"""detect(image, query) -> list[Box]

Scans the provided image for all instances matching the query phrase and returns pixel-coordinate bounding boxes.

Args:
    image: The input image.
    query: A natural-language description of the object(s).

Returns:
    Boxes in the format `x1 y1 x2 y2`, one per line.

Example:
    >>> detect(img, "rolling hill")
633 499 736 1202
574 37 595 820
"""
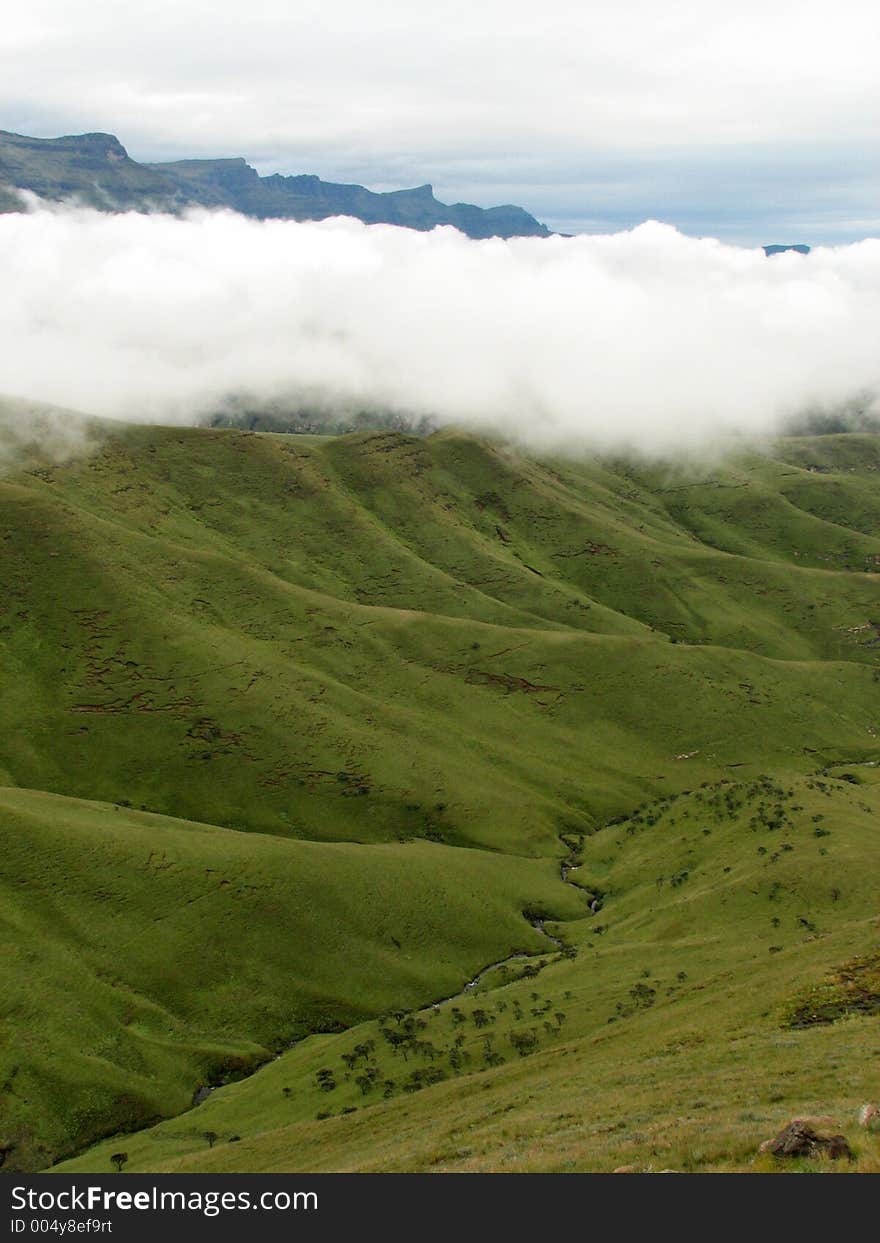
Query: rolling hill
1 409 878 1172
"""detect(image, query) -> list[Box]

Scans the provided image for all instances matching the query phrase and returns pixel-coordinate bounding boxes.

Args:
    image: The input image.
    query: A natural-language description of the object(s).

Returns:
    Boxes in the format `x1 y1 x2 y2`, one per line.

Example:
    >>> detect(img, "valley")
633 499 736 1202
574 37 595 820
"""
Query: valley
1 415 878 1172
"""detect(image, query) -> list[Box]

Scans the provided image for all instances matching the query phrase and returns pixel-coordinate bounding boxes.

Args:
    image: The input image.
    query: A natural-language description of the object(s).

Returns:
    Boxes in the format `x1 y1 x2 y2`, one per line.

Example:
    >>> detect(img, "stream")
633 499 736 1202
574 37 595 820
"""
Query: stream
65 834 600 1160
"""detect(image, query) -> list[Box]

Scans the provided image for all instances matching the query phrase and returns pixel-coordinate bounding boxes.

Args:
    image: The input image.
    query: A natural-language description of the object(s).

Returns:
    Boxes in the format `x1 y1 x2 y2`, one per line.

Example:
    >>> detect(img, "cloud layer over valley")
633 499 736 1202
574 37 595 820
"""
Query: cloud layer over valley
2 202 879 457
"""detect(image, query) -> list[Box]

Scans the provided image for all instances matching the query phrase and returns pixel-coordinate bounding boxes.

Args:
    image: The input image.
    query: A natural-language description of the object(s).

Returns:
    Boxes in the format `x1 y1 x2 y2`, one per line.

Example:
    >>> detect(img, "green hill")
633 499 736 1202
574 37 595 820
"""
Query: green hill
1 412 878 1172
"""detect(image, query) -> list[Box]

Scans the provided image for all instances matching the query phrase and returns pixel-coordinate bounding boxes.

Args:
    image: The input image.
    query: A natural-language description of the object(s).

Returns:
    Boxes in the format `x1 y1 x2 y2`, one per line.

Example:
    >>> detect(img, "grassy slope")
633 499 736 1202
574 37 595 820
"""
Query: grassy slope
1 416 879 1171
59 771 880 1174
0 786 580 1168
3 425 879 844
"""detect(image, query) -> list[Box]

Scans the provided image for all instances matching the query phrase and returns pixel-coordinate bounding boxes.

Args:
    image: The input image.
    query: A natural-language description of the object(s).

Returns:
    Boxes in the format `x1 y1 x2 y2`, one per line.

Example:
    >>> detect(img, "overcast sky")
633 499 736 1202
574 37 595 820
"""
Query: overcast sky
3 0 879 243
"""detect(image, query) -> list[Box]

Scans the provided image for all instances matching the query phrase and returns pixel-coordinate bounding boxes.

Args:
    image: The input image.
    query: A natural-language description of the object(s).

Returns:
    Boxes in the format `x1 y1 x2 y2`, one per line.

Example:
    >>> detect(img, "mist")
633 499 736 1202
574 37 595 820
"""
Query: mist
2 200 879 457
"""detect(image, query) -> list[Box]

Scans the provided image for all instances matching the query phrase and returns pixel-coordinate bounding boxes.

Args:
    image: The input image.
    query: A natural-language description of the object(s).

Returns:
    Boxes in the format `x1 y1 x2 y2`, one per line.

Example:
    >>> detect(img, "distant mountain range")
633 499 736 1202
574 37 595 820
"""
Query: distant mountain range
0 130 820 251
0 129 551 239
763 243 811 256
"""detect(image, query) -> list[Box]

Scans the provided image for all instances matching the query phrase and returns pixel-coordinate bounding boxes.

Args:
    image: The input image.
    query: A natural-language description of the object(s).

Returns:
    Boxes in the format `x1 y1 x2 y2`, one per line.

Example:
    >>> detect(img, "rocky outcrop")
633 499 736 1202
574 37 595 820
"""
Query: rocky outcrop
759 1119 853 1160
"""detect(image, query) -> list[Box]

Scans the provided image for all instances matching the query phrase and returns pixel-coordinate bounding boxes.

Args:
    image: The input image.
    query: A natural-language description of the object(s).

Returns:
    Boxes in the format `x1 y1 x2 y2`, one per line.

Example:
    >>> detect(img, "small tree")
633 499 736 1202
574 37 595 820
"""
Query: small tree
316 1068 337 1092
509 1029 538 1058
110 1152 128 1173
204 1131 218 1149
382 1029 408 1059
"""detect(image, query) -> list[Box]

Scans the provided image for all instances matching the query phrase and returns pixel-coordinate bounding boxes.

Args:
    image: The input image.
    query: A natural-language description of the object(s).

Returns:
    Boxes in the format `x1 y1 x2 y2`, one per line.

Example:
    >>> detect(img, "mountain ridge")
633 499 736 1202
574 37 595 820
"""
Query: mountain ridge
0 129 551 239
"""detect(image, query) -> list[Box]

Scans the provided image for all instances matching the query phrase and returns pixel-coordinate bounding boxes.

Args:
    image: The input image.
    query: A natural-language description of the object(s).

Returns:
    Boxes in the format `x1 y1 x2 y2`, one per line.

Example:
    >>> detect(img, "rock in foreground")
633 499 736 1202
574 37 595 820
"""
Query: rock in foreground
759 1119 853 1161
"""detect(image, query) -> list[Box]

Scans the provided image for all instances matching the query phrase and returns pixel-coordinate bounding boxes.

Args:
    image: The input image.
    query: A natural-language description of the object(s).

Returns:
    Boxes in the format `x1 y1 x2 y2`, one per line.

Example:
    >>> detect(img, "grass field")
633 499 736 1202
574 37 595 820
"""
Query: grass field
1 410 878 1172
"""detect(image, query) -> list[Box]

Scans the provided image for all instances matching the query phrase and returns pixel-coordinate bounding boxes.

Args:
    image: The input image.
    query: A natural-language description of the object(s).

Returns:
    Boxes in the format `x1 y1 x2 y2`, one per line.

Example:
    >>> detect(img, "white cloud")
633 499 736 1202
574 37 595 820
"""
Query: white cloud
2 202 878 456
7 1 879 148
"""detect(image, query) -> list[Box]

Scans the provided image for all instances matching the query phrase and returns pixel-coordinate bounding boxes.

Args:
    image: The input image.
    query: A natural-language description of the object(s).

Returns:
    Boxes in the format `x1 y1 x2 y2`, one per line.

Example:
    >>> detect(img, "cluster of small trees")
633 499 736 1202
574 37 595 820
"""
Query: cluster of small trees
309 990 570 1117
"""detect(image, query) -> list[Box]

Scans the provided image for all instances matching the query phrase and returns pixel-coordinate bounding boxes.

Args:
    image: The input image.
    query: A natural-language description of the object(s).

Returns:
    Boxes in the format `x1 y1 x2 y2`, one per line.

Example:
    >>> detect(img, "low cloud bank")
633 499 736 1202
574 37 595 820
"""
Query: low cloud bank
2 202 879 456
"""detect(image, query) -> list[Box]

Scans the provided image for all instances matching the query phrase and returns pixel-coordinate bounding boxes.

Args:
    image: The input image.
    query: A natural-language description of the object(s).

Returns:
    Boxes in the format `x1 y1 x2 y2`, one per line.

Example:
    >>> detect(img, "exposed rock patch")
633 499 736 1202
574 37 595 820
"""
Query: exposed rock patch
759 1119 853 1161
